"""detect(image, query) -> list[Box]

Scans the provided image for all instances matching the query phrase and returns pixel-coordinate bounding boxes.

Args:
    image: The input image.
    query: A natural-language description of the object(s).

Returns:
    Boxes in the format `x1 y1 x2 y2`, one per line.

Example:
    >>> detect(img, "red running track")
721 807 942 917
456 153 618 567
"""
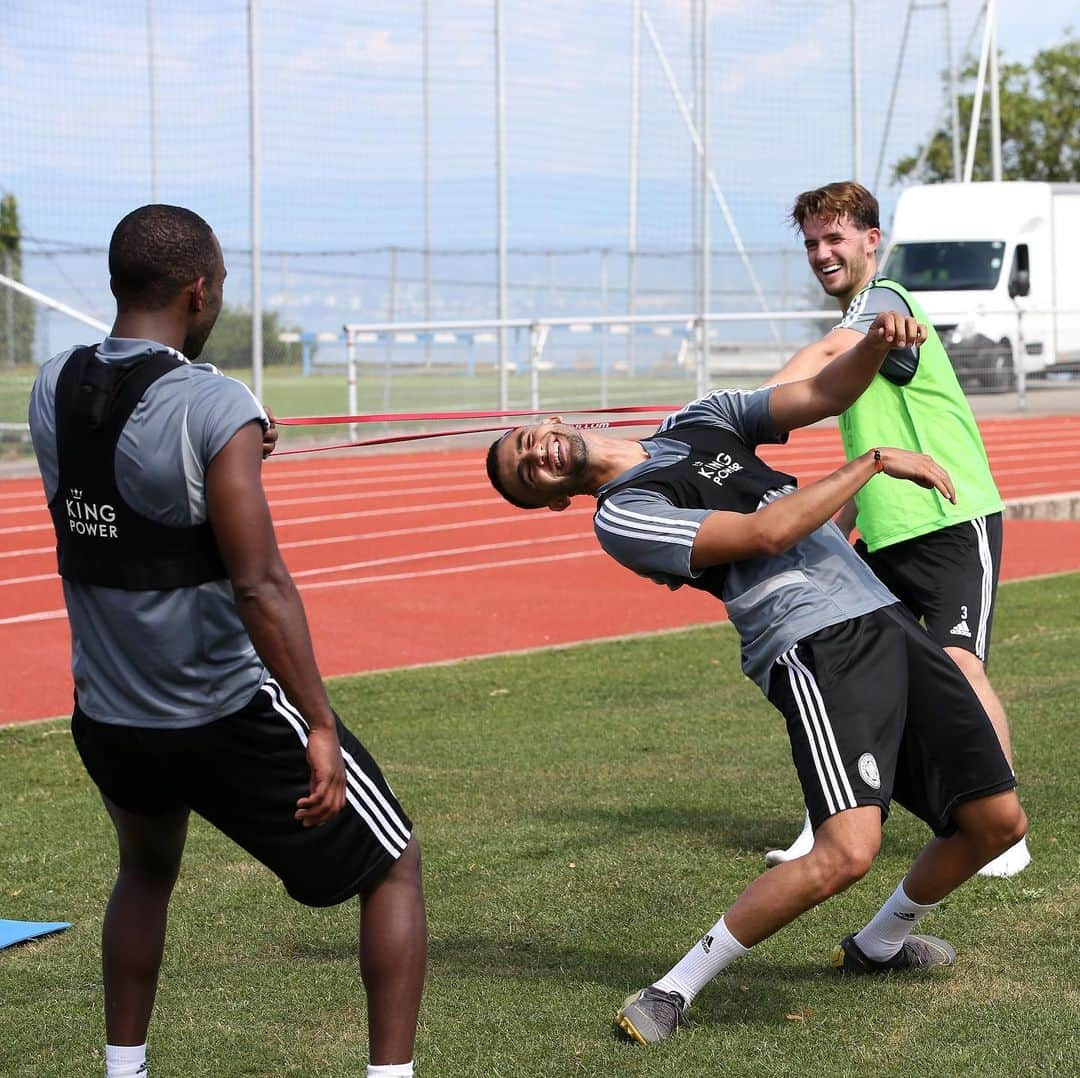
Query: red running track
3 414 1080 725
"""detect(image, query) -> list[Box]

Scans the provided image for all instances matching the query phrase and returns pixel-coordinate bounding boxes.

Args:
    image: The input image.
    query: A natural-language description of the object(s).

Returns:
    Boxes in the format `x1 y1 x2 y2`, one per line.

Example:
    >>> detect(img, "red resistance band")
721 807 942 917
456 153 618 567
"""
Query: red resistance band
275 403 678 427
271 417 665 457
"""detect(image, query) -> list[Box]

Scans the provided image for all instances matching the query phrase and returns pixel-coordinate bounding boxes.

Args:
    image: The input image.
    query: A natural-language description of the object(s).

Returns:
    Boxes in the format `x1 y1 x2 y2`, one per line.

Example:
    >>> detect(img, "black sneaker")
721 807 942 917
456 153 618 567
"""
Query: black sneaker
832 933 956 973
614 986 689 1045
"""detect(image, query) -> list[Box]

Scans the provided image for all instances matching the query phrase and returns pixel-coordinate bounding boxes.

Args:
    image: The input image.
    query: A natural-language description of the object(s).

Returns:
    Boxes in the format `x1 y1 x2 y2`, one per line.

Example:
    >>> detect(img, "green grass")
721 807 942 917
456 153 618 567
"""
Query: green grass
3 573 1079 1077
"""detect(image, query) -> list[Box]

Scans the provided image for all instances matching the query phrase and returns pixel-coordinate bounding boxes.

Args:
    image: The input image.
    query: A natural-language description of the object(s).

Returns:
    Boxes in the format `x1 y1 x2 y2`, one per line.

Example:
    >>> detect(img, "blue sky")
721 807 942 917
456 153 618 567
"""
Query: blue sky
2 0 1076 332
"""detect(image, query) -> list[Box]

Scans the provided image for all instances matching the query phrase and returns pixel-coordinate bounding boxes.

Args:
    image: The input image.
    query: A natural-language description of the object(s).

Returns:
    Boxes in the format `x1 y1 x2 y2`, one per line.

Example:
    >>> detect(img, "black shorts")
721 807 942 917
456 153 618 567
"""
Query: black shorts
71 678 412 907
766 604 1015 837
855 513 1002 664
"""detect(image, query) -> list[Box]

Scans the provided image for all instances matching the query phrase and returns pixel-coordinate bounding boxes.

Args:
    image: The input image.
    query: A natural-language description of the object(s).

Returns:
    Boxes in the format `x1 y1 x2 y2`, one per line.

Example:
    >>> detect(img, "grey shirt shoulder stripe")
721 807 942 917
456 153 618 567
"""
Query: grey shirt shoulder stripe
835 280 919 386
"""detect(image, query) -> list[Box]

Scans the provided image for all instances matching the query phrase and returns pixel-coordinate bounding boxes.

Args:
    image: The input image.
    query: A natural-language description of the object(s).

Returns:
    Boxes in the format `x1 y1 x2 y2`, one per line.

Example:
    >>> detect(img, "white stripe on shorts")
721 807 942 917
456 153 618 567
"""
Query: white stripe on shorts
970 516 993 661
260 679 408 856
778 647 857 816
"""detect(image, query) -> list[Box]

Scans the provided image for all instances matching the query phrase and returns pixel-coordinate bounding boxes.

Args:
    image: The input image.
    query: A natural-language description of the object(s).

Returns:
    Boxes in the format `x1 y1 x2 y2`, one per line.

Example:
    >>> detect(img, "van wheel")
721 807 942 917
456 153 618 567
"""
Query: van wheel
981 340 1014 392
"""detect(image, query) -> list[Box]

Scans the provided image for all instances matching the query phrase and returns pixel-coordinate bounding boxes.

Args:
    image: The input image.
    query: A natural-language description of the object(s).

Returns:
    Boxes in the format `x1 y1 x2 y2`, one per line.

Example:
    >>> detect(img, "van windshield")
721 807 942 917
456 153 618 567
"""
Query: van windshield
883 241 1006 291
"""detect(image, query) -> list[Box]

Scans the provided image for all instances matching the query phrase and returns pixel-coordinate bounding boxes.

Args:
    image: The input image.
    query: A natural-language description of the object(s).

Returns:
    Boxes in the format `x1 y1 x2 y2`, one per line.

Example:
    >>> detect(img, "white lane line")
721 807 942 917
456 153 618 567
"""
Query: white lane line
0 607 67 626
1 532 594 589
0 496 506 536
296 547 601 591
0 546 602 624
272 497 502 529
290 533 592 579
0 571 56 586
265 480 483 509
279 510 592 552
0 506 594 561
0 544 55 560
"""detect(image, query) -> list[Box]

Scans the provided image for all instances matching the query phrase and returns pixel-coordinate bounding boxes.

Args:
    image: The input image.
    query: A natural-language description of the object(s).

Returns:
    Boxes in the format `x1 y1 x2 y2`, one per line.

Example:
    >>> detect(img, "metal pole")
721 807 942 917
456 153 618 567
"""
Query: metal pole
3 250 13 368
599 248 609 407
698 0 710 398
779 248 788 350
850 0 860 183
248 0 263 400
874 1 915 192
495 0 509 408
382 247 398 411
628 0 641 376
146 0 159 201
345 329 358 441
945 0 962 181
963 4 993 183
422 0 433 367
528 323 549 412
1015 307 1026 412
641 11 781 345
690 0 699 314
0 270 109 332
988 0 1002 181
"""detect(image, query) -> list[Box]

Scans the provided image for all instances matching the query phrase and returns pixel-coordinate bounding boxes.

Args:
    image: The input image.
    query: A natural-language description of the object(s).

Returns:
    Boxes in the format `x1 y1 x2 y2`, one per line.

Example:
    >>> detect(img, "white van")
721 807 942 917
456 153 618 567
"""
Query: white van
881 181 1080 388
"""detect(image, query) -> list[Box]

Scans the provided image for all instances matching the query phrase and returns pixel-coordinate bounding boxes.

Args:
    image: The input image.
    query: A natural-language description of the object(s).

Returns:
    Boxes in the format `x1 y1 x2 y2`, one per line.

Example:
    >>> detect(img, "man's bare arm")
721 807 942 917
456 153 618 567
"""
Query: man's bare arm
761 327 860 386
690 447 953 570
767 312 926 435
206 420 345 827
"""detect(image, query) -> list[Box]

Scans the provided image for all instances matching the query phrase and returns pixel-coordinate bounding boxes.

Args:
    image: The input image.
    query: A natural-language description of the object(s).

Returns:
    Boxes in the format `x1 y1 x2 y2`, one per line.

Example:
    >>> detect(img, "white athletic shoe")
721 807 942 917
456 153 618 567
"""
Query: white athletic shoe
977 836 1032 878
765 811 815 867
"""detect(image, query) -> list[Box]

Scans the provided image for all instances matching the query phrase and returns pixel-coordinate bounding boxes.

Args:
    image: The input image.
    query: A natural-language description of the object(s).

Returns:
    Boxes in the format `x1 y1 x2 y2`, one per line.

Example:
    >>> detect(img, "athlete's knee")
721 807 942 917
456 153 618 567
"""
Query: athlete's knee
115 834 185 887
956 792 1027 857
988 800 1027 854
804 833 879 899
382 837 423 889
944 646 988 684
115 851 183 894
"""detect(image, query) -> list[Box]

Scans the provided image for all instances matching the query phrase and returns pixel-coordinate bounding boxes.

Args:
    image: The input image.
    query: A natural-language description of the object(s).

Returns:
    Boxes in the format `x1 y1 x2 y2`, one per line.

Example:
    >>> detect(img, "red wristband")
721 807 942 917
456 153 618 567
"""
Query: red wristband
873 448 885 473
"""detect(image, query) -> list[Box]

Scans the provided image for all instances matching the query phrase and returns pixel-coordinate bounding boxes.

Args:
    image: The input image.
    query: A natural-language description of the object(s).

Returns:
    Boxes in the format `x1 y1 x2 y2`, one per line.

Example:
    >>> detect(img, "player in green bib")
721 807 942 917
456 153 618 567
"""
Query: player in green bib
765 181 1029 878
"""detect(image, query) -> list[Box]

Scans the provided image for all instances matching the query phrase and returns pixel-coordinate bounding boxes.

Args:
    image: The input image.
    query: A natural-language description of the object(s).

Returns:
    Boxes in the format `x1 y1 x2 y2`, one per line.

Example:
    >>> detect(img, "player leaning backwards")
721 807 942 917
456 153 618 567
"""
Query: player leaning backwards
763 181 1029 878
485 310 1027 1046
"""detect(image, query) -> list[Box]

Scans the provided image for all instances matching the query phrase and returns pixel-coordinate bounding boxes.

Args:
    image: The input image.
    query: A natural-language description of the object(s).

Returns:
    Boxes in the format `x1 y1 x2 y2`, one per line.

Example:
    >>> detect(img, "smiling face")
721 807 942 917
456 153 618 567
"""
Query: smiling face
491 420 590 509
801 213 880 310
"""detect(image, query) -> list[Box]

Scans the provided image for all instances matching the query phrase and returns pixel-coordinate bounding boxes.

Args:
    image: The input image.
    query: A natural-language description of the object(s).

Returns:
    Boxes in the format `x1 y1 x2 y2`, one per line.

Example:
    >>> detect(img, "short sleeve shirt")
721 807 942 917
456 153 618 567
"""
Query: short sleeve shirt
593 389 897 690
28 338 269 727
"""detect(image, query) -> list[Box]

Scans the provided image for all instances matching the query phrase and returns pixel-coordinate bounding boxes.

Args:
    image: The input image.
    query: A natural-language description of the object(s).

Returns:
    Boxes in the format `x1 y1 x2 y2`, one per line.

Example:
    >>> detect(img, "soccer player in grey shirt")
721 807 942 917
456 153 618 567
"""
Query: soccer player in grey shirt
29 205 425 1078
485 311 1027 1046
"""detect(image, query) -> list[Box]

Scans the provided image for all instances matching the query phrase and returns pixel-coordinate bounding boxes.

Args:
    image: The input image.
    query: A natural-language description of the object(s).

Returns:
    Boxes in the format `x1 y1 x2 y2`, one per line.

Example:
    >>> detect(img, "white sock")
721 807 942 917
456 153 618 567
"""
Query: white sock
786 810 815 856
367 1063 414 1077
652 915 750 1006
853 880 939 961
105 1043 147 1077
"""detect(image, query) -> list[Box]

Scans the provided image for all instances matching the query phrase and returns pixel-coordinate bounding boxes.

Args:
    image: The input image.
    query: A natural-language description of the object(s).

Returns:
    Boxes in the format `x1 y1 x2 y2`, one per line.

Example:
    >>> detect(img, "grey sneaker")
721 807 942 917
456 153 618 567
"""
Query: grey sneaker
614 986 688 1045
832 933 956 974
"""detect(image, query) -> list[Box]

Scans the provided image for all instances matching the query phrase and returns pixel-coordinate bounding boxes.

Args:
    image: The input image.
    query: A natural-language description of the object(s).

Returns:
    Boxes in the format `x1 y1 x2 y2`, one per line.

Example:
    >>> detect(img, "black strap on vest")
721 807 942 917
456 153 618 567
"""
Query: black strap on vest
48 345 228 590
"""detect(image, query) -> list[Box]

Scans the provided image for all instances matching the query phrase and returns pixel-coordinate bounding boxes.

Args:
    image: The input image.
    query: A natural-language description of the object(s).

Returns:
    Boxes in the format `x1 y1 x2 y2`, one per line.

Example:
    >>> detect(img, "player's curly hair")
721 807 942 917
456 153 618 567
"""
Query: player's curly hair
486 433 542 510
790 181 879 234
109 204 218 309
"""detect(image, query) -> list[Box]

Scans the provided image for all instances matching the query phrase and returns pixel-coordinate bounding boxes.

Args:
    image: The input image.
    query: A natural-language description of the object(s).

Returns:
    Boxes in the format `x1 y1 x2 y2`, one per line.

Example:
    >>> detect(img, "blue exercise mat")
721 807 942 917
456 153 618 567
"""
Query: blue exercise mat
0 919 72 950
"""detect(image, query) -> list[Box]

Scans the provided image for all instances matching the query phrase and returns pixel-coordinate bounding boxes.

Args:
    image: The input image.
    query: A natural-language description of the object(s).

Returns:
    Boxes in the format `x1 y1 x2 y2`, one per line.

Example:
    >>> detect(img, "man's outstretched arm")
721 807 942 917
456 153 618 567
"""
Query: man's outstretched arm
689 447 953 570
762 326 861 386
206 420 346 828
766 311 925 434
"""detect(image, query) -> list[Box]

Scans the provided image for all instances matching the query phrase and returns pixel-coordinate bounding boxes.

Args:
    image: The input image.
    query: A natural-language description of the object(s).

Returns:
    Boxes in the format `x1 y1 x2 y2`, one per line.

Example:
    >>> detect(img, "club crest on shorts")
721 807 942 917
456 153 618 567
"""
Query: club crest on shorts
858 752 881 790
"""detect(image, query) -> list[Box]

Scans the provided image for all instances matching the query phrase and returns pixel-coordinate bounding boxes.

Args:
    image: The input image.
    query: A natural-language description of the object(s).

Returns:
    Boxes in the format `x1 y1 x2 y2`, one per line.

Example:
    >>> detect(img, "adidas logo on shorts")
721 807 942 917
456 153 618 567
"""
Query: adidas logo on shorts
950 618 972 638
